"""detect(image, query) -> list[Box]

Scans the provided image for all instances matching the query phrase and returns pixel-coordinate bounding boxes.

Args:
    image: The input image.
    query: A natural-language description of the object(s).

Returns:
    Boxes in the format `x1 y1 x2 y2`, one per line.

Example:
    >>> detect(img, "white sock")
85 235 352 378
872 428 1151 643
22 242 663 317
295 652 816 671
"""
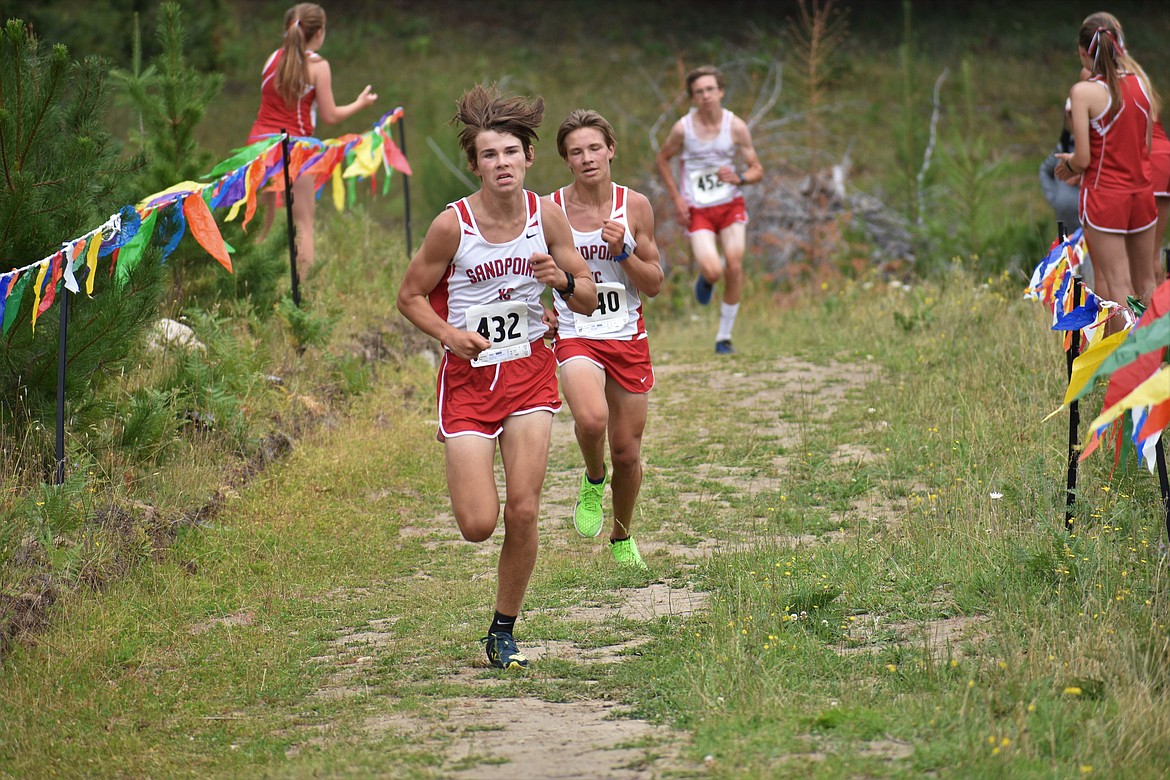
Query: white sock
716 302 739 342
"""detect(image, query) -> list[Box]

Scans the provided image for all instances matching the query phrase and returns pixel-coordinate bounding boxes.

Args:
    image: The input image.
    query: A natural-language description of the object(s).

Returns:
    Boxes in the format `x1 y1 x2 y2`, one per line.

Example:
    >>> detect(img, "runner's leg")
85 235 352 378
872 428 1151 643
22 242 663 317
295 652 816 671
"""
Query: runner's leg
560 358 609 481
444 434 501 542
496 410 553 615
719 222 746 305
605 382 648 540
691 231 722 284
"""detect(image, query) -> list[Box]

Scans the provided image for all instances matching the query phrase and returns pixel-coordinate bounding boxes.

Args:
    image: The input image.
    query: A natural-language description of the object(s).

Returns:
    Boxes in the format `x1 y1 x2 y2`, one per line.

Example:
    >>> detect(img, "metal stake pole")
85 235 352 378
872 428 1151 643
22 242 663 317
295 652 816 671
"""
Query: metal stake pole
54 286 69 485
397 116 413 258
281 131 301 307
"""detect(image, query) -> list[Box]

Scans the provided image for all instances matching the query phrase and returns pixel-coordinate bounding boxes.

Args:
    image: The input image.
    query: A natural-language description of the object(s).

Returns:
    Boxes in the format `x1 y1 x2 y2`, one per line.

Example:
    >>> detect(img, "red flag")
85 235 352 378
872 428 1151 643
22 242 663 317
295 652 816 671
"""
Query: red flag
1100 280 1170 412
382 135 412 175
37 251 64 315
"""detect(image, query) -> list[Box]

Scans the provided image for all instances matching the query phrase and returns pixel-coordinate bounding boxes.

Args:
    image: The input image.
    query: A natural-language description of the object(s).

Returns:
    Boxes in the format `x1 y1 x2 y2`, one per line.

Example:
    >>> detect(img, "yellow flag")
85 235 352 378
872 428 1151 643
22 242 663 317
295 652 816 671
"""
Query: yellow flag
136 181 204 210
85 232 101 295
29 259 48 333
343 135 380 179
1085 367 1170 434
1063 328 1129 404
332 164 344 212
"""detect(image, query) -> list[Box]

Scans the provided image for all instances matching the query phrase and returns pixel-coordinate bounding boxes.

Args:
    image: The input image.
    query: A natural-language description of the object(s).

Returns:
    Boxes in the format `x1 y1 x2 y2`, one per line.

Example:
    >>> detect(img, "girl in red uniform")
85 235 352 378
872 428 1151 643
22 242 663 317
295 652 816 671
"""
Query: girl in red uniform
247 3 378 274
1056 12 1157 319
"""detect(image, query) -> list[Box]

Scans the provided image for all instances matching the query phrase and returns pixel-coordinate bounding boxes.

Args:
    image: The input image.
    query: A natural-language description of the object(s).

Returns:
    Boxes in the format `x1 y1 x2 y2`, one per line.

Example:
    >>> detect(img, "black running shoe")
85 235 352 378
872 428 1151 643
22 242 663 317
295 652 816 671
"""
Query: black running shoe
481 632 529 669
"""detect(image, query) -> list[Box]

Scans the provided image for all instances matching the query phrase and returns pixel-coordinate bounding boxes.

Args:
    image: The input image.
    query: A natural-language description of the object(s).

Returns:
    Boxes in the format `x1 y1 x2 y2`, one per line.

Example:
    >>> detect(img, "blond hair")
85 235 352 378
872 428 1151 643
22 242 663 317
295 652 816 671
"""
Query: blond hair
274 3 325 105
1079 12 1160 120
555 109 616 159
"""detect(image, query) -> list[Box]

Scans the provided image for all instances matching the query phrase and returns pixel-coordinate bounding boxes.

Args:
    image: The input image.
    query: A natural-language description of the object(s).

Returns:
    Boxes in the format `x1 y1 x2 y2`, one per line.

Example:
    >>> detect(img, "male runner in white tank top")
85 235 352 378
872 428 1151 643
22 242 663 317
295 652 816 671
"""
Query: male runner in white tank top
547 110 663 569
656 65 764 354
397 85 596 671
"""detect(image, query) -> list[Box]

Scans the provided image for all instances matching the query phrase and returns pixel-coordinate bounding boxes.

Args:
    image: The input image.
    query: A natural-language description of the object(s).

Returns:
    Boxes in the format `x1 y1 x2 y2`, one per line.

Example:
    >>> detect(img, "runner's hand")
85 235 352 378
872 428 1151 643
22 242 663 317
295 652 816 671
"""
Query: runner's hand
444 329 490 361
673 196 690 228
542 306 558 338
530 251 565 288
601 219 625 257
717 166 739 184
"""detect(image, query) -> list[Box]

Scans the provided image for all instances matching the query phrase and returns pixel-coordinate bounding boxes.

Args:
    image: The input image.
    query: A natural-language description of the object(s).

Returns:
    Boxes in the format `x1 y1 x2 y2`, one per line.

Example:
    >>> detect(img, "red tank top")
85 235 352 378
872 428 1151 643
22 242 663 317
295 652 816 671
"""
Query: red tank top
1084 73 1152 192
248 49 317 140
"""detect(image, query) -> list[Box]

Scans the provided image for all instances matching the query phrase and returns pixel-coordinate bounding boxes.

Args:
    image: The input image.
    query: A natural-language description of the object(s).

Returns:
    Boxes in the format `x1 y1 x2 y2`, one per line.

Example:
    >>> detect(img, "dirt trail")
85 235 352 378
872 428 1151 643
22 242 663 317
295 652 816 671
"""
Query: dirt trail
291 355 884 777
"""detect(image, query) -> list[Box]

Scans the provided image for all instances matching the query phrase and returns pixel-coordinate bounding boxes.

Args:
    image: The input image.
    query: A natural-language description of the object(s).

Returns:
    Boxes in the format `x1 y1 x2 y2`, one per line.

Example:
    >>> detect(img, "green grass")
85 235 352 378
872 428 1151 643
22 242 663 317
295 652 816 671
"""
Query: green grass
7 262 1167 777
3 1 1170 777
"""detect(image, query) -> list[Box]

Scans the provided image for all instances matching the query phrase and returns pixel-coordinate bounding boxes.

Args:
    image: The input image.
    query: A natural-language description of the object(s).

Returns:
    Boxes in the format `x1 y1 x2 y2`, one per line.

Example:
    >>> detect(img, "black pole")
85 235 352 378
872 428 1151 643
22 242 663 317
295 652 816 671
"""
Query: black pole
1062 221 1081 532
397 116 413 258
281 131 301 307
54 285 69 485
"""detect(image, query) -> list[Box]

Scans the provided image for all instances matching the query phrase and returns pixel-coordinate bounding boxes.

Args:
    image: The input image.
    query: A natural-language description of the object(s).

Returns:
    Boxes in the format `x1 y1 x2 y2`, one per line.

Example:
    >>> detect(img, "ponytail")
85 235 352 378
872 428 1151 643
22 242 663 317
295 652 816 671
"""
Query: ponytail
1077 12 1160 122
1086 26 1124 118
273 4 325 106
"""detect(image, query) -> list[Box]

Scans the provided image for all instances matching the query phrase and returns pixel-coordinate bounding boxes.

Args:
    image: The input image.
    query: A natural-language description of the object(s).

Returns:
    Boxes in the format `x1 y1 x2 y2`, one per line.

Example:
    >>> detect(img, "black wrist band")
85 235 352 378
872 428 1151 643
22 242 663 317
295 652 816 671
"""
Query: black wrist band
557 270 575 300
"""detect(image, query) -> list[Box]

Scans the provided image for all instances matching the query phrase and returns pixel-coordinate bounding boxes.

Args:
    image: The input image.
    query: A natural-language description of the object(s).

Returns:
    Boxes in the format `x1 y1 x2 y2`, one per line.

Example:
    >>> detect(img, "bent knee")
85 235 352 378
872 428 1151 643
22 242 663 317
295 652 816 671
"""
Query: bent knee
575 414 608 441
611 447 643 473
454 510 499 542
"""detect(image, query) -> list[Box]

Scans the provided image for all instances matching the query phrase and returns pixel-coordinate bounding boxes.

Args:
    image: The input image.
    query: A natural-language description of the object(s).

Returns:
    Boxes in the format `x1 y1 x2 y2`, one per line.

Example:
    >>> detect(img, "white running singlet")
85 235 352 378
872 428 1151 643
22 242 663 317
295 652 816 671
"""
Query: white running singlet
551 184 646 341
430 190 551 346
679 108 741 209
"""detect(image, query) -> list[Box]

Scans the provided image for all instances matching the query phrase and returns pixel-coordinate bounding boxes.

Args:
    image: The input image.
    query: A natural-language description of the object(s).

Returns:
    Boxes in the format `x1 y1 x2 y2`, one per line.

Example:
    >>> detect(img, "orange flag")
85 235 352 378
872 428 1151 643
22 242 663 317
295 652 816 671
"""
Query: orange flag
184 193 233 273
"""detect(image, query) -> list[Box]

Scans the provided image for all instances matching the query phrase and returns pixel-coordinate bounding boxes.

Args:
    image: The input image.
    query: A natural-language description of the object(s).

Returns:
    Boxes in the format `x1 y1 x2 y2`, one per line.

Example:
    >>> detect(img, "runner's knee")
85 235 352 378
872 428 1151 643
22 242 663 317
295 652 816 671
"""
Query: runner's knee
610 439 642 473
454 508 499 542
574 411 608 442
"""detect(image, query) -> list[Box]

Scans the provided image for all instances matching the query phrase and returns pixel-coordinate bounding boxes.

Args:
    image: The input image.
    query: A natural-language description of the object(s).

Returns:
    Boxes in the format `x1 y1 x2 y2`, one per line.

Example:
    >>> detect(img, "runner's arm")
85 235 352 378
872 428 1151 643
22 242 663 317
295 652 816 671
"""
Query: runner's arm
540 206 597 316
310 58 377 125
612 191 662 298
723 116 763 185
396 210 490 359
655 120 691 226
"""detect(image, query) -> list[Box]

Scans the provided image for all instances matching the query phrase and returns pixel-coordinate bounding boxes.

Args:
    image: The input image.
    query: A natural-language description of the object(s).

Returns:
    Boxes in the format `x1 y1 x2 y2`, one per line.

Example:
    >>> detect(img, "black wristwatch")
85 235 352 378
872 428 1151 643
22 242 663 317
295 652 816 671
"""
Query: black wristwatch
557 270 575 300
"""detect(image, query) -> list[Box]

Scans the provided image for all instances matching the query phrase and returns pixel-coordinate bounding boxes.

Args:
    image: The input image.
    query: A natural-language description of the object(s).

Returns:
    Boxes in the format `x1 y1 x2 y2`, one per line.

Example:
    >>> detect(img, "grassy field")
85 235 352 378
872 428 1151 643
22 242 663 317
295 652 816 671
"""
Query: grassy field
2 244 1167 777
3 0 1170 777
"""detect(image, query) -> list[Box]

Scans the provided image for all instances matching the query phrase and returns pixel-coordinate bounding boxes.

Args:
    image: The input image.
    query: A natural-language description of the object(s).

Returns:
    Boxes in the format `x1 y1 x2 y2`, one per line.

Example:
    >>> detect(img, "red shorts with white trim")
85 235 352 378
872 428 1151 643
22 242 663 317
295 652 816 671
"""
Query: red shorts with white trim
1080 185 1157 234
437 340 561 439
553 336 655 394
687 197 748 235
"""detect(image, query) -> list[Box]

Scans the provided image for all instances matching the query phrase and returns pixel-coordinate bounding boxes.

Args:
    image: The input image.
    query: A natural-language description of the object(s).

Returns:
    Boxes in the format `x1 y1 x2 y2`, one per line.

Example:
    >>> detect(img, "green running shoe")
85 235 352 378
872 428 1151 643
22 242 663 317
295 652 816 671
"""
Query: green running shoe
610 537 648 569
481 632 529 669
574 469 607 538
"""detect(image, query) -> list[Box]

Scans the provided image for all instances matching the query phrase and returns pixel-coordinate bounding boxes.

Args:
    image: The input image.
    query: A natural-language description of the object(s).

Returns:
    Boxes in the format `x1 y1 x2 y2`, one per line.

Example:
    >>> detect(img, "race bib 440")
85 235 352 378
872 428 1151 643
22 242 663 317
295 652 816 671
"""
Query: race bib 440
572 282 629 336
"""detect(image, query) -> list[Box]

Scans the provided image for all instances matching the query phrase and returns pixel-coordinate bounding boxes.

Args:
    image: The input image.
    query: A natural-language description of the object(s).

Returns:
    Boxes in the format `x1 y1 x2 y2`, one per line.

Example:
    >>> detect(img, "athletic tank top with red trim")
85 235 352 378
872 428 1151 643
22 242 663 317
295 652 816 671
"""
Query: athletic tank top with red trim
1084 73 1153 192
430 191 550 340
550 184 646 341
679 108 741 208
248 49 318 140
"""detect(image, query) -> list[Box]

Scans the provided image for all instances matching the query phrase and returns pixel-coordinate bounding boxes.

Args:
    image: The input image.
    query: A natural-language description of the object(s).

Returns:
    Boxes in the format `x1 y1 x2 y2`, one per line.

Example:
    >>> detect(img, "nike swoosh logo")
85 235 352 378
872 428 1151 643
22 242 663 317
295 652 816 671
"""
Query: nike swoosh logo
525 231 539 239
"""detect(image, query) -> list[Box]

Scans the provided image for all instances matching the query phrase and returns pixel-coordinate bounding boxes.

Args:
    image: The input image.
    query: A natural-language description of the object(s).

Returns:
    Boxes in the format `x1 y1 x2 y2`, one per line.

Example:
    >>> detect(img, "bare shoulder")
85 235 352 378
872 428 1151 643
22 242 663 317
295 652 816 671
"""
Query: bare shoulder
729 112 754 139
417 206 461 258
624 188 655 219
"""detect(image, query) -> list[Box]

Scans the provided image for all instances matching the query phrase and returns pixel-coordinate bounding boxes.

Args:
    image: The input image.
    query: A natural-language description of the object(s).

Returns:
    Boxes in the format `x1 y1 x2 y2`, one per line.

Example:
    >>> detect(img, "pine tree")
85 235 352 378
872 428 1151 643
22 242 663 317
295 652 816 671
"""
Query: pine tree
119 3 224 198
0 19 164 473
119 2 285 312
